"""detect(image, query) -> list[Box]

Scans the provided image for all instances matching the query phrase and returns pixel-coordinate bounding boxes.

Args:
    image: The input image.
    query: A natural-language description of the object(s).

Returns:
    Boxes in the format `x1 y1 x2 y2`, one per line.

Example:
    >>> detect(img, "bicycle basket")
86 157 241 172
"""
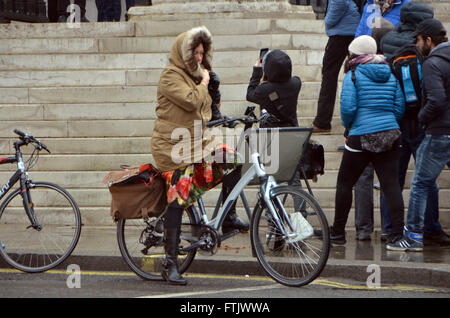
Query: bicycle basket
238 127 313 184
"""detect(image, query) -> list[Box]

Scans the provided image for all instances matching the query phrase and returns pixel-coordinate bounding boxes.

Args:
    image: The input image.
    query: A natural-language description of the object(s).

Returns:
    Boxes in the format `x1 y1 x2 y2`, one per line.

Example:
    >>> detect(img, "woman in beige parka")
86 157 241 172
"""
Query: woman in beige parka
151 26 248 285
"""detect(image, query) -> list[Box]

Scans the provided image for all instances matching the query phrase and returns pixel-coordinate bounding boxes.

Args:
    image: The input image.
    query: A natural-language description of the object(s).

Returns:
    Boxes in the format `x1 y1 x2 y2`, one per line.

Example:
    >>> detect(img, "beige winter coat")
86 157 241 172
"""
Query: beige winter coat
151 26 216 172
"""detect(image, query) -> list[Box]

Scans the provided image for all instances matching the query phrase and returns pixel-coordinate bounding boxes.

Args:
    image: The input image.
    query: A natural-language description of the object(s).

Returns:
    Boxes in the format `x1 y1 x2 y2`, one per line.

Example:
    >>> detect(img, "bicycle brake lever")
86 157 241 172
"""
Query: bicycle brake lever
224 121 238 129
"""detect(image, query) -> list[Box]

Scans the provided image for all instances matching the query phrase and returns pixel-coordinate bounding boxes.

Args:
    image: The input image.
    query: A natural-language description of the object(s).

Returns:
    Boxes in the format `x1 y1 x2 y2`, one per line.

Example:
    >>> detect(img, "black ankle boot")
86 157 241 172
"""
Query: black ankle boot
161 228 187 285
222 209 249 234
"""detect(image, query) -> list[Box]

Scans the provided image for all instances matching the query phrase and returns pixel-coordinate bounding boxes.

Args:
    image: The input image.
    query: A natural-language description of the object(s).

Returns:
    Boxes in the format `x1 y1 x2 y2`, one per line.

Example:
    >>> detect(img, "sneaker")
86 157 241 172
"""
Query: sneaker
331 230 346 245
356 232 371 241
403 226 424 244
310 123 331 134
380 232 390 242
424 231 450 246
315 226 346 245
386 235 423 252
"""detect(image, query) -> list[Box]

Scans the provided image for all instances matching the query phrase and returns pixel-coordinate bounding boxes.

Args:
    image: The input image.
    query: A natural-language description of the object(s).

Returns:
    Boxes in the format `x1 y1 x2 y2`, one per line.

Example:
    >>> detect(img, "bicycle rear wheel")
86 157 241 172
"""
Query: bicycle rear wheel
251 185 330 287
0 182 81 273
117 206 198 280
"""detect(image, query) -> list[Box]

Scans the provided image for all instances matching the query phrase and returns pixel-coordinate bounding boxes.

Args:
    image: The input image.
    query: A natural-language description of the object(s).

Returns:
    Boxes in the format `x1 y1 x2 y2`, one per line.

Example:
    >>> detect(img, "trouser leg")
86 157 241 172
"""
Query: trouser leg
313 35 353 130
354 164 374 236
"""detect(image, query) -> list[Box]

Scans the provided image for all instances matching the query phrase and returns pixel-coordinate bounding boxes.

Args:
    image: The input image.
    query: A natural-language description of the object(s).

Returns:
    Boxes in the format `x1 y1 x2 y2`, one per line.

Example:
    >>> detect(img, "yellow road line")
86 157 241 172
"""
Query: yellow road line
0 268 438 293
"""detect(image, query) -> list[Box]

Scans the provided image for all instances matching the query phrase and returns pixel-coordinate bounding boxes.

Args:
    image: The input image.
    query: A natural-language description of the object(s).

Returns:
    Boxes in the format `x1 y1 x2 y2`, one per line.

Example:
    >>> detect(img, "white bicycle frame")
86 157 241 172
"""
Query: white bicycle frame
198 128 295 239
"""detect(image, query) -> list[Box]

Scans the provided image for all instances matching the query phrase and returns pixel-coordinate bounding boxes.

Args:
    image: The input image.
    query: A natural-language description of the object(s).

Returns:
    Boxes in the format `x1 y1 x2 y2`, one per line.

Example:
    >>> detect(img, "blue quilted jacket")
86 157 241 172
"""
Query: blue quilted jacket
340 63 405 136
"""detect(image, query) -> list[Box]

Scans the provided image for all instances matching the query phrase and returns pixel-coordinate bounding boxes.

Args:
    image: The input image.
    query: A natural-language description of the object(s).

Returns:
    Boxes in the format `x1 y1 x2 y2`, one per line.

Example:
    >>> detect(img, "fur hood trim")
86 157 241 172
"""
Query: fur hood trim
169 26 213 79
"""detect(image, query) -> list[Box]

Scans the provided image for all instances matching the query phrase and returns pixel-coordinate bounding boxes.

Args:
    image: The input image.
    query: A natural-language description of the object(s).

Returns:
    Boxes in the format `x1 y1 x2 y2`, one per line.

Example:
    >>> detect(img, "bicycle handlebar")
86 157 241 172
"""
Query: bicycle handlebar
206 114 261 128
206 109 275 129
13 129 51 154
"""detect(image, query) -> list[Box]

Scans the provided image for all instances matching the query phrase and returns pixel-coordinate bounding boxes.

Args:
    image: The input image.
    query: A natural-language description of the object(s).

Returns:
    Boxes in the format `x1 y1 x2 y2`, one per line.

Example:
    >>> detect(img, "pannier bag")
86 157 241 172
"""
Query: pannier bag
102 163 167 221
299 141 325 181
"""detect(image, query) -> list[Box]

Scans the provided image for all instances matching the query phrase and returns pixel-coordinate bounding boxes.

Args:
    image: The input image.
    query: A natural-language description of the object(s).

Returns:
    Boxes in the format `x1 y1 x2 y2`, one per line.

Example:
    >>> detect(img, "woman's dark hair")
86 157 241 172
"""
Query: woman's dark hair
189 30 212 71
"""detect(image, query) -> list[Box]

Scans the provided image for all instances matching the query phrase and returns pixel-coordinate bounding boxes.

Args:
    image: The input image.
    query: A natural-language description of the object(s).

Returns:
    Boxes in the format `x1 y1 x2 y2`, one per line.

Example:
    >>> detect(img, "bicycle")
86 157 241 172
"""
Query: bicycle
117 109 330 287
0 129 82 273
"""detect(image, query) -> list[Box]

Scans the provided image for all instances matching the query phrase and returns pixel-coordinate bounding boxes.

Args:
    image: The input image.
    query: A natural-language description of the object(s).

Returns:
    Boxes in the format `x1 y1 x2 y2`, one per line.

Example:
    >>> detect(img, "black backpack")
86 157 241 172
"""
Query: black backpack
390 44 424 119
352 0 367 15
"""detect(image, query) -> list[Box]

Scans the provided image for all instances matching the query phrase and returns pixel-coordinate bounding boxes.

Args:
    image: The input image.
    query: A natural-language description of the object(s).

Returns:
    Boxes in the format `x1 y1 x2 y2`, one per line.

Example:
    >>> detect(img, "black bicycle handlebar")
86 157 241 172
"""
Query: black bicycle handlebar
13 129 26 138
13 129 51 153
206 115 260 128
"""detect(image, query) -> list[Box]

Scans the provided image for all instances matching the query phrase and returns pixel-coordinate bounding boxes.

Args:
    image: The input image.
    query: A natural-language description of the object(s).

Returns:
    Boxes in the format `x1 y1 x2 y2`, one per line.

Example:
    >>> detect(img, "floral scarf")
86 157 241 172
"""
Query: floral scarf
161 144 240 208
373 0 397 16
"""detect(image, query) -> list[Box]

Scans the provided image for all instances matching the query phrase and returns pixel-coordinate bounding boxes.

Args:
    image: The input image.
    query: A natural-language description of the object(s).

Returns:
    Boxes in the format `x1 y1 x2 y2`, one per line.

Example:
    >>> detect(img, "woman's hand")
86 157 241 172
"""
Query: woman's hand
200 68 210 86
254 57 262 67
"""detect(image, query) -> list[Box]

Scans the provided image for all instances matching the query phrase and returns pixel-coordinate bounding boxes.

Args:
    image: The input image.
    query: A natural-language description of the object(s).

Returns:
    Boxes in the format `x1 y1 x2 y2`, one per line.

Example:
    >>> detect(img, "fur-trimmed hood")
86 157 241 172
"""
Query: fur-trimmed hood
169 26 213 79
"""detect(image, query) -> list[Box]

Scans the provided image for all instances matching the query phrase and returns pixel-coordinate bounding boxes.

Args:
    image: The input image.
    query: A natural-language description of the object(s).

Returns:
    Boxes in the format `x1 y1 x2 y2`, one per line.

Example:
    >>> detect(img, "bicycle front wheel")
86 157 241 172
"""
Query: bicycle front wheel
251 185 330 287
0 182 81 273
117 206 198 280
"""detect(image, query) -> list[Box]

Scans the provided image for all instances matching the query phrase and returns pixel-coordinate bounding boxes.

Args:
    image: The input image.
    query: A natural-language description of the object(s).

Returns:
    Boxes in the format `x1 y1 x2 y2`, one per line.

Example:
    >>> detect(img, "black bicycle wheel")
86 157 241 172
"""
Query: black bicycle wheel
117 206 198 280
0 182 81 273
250 185 330 287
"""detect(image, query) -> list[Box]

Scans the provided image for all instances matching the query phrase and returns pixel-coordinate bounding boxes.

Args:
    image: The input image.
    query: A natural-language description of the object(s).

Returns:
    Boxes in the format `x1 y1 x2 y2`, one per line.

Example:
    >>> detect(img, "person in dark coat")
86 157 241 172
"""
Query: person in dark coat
381 1 434 61
246 49 301 128
311 0 360 133
389 19 450 251
378 3 448 245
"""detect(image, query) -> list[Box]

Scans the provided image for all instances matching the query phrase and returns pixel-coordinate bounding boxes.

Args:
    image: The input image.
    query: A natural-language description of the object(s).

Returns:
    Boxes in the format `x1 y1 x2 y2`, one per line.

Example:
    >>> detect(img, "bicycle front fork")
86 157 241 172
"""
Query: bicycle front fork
20 177 41 231
261 176 295 238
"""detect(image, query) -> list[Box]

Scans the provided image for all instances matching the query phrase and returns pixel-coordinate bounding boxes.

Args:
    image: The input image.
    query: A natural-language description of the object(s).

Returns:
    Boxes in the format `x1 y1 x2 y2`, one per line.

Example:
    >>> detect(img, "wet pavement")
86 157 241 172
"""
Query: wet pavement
74 226 450 287
1 225 449 288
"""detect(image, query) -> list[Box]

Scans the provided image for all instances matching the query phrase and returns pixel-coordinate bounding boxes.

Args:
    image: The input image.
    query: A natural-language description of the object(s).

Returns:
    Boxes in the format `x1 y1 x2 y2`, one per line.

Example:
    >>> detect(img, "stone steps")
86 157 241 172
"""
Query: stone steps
0 50 324 71
0 64 335 86
0 33 330 54
1 168 448 189
0 0 449 227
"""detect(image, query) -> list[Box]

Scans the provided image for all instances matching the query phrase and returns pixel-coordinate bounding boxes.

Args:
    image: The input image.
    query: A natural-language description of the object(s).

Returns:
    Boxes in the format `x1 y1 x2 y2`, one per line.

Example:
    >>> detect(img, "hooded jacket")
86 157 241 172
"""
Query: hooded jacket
381 1 434 61
151 26 214 171
246 50 301 127
340 63 405 136
355 0 411 38
419 42 450 135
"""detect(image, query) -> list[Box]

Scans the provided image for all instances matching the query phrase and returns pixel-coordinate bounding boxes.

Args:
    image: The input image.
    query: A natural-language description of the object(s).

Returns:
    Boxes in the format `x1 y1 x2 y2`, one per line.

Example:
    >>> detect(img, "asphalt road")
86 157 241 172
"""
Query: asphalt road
0 268 448 302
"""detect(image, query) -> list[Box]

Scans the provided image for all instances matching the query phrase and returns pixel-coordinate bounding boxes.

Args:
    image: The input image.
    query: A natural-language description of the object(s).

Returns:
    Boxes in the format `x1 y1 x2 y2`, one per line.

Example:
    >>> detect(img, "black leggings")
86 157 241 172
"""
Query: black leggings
333 147 404 236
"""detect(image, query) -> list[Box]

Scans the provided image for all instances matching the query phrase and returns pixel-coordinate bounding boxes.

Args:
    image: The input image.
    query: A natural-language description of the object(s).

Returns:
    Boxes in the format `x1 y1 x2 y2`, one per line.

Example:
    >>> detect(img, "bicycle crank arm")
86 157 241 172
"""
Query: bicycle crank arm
180 239 209 252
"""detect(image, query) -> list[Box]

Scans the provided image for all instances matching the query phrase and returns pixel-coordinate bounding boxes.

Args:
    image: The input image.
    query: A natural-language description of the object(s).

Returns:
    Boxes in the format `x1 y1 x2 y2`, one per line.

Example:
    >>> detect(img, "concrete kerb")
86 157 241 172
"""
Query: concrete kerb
24 254 449 289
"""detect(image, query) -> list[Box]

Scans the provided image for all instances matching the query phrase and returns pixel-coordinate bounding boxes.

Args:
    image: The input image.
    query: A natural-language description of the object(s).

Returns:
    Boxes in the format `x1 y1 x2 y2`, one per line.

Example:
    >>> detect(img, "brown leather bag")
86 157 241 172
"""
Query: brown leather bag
102 164 167 221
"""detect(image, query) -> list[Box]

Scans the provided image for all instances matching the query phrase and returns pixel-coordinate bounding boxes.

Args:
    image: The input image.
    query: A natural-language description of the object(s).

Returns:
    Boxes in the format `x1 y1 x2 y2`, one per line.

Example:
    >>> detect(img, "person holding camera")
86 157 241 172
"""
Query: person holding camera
246 49 301 128
246 49 304 210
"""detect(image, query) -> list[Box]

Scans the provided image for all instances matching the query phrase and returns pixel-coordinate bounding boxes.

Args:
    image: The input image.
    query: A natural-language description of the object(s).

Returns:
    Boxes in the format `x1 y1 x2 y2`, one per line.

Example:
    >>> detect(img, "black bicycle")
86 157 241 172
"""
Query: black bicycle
0 129 81 273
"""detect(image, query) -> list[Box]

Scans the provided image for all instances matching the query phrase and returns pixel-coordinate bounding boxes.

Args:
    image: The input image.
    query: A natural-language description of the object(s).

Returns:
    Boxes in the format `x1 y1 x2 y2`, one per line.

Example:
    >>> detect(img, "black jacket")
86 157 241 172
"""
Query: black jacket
381 2 434 61
246 50 301 127
419 42 450 135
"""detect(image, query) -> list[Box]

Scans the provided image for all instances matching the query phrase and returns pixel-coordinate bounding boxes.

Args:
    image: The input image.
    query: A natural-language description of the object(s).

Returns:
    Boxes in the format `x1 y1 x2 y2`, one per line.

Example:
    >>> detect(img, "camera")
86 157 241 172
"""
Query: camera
259 48 269 60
